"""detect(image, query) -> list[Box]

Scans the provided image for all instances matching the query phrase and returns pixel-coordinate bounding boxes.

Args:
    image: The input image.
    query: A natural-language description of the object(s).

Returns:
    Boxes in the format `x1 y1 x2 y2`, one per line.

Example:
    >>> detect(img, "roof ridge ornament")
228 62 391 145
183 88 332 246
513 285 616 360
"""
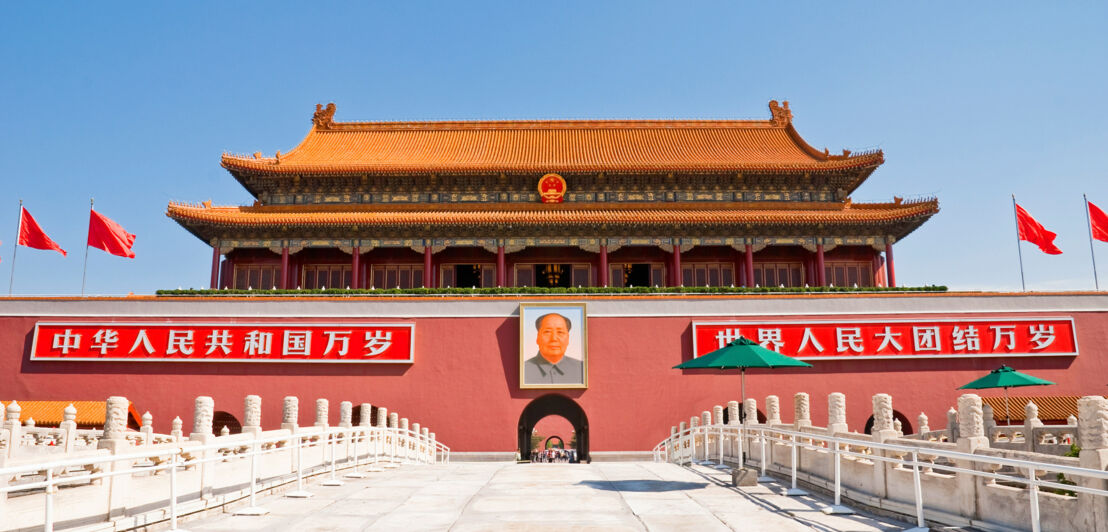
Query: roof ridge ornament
313 102 337 129
768 100 792 126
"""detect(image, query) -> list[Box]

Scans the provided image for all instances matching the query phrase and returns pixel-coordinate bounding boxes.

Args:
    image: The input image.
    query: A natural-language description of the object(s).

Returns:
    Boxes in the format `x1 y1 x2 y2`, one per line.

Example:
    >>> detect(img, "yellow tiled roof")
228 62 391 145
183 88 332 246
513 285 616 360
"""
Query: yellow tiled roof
981 396 1099 423
220 101 883 176
1 400 141 426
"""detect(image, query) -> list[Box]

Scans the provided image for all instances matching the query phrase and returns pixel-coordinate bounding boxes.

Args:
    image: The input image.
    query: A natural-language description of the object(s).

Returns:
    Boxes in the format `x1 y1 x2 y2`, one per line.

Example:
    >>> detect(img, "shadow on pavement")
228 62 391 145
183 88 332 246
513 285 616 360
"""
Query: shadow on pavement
577 479 708 492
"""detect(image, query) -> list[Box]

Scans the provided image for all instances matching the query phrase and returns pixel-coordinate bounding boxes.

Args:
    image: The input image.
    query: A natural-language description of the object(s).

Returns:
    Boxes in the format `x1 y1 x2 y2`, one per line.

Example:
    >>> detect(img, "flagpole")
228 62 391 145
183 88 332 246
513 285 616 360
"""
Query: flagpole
1012 195 1026 291
81 198 92 296
1086 194 1100 291
8 200 21 296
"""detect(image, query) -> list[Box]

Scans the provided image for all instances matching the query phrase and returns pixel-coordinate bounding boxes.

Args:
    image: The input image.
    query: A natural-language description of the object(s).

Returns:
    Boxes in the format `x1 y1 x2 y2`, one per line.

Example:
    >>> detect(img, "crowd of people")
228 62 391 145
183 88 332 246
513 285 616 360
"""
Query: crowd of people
531 447 577 463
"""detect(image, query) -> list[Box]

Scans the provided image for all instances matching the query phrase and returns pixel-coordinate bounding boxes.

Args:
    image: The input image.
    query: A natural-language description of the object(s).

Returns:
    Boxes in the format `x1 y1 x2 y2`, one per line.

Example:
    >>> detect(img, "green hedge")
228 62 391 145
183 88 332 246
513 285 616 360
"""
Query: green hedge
156 285 947 297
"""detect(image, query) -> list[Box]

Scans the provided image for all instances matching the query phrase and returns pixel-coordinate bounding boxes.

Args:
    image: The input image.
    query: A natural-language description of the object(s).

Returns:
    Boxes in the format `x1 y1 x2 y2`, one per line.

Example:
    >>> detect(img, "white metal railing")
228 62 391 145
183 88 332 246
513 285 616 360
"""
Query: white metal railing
0 425 449 532
654 423 1108 532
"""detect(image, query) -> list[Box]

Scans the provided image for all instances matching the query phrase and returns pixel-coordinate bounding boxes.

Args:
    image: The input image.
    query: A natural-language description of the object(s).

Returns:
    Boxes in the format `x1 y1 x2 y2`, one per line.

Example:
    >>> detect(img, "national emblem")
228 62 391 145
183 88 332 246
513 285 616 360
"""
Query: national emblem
538 173 566 204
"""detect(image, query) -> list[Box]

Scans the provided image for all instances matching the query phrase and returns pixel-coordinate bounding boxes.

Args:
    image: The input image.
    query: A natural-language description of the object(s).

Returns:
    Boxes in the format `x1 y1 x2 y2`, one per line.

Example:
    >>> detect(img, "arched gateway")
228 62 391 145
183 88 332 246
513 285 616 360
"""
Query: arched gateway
518 394 588 462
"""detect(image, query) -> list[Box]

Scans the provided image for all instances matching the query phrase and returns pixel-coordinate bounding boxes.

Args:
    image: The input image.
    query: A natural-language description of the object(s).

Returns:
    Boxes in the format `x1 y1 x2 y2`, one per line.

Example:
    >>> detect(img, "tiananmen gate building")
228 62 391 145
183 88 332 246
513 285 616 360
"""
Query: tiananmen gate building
4 101 1106 461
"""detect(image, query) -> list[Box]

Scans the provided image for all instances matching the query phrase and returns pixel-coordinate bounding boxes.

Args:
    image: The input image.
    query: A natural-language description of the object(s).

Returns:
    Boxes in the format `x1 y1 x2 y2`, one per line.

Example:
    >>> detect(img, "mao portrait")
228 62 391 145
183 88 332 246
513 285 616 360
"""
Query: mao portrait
519 303 587 389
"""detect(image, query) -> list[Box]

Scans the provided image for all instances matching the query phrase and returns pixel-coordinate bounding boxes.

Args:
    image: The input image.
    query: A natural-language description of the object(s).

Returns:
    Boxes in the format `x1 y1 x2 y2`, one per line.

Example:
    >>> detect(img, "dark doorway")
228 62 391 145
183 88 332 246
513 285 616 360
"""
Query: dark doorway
517 394 589 462
624 264 652 287
454 265 483 288
863 410 914 435
212 411 242 434
534 264 572 288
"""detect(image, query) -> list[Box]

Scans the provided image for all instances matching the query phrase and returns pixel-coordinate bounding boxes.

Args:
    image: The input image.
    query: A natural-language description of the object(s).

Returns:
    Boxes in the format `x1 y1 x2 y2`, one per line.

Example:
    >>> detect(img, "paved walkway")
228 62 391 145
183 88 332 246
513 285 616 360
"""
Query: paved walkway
186 462 911 531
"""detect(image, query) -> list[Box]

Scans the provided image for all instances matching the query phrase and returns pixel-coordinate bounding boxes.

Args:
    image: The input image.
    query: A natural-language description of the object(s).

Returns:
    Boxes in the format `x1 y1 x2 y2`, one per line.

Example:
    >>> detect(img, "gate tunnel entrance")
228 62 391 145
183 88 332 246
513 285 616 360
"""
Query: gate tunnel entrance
517 394 588 462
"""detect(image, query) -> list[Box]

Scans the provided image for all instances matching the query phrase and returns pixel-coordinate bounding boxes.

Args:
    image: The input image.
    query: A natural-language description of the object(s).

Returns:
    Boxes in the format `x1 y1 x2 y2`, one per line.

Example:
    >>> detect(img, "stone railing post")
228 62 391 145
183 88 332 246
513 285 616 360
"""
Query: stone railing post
339 401 353 428
189 396 217 500
388 412 398 429
713 405 724 427
359 404 372 427
243 395 262 435
100 396 132 518
140 412 154 446
828 393 848 434
3 401 21 458
946 407 959 441
100 396 131 450
190 396 214 442
171 417 183 442
744 399 758 425
794 393 811 429
982 403 996 437
1077 396 1108 531
867 393 898 501
60 404 78 454
315 399 329 428
917 413 930 436
766 396 781 425
871 394 897 442
1024 401 1042 452
701 410 711 428
282 396 299 433
727 401 740 426
954 393 987 520
420 427 429 459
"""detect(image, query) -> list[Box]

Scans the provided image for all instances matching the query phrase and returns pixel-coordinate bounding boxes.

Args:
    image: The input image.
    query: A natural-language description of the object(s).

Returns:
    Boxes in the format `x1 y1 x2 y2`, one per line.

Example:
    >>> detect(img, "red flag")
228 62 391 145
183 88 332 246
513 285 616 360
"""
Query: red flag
1014 204 1062 255
87 209 136 258
18 207 67 256
1089 201 1108 243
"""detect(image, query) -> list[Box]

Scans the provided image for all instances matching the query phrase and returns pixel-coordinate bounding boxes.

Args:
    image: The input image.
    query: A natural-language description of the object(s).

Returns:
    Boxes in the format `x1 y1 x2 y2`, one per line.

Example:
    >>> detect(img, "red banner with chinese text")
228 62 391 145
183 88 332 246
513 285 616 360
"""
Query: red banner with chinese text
692 318 1076 360
31 322 414 363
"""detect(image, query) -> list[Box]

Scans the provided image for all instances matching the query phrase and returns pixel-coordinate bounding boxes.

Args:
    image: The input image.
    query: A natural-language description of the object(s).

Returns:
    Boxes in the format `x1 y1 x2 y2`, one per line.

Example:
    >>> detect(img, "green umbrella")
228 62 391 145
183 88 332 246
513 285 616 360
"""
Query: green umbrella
958 365 1055 425
674 336 812 420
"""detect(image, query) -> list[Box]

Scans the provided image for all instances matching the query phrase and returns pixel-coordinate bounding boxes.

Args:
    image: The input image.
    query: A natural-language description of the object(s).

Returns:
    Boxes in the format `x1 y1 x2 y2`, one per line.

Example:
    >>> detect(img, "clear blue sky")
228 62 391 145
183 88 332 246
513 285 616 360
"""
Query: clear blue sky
2 3 1106 295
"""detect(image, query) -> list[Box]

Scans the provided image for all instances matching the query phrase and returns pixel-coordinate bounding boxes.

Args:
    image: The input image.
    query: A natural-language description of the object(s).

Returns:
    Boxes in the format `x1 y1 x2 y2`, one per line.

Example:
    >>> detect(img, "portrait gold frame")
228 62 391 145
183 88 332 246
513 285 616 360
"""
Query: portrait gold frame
519 303 588 389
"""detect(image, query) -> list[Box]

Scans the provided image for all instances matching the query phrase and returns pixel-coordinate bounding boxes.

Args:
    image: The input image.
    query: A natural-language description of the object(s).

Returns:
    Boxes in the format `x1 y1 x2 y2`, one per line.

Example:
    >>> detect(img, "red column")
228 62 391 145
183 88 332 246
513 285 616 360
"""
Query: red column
671 244 682 286
220 259 232 289
209 246 220 289
351 246 361 289
423 246 433 288
886 242 896 288
280 246 290 289
496 245 506 287
816 244 826 286
598 244 608 287
744 244 755 288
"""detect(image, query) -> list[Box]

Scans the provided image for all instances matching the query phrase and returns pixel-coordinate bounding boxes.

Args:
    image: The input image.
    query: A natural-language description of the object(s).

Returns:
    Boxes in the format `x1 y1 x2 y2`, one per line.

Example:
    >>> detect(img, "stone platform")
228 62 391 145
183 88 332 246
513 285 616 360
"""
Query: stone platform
185 462 911 531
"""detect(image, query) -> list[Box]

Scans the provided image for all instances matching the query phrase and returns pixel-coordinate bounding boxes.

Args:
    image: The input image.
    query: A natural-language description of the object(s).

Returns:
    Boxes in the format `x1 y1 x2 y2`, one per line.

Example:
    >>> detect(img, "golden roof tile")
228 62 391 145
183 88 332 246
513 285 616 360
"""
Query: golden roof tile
1 400 141 426
220 101 883 177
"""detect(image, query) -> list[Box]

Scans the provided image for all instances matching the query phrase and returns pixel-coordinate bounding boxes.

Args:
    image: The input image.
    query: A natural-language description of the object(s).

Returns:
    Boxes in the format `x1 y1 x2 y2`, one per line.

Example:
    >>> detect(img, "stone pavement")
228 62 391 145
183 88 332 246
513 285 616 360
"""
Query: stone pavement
185 462 912 531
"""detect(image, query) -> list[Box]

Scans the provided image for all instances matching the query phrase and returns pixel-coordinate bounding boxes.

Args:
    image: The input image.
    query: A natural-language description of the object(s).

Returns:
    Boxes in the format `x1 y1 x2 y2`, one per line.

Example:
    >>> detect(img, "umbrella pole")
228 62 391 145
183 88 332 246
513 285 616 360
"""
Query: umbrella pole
740 369 746 420
1004 387 1011 426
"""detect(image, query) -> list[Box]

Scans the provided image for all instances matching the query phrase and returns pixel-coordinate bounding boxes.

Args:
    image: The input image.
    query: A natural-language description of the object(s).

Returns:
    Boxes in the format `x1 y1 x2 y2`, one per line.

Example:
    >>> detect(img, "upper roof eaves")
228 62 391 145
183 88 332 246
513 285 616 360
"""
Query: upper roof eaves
220 100 884 177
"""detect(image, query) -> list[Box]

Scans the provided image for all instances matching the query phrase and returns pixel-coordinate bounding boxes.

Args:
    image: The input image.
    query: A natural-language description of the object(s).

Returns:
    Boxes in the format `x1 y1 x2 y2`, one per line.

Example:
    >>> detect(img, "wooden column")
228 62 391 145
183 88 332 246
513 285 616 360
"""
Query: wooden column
351 246 361 289
496 245 506 287
671 244 682 287
209 246 220 289
816 243 826 286
886 242 896 288
423 246 433 288
598 244 609 287
280 246 290 289
744 244 755 288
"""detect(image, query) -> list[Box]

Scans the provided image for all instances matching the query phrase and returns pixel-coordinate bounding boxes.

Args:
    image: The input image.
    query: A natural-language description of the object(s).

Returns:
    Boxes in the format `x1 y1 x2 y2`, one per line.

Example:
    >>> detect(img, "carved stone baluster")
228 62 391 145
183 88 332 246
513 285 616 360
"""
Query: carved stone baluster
828 393 848 434
243 395 262 435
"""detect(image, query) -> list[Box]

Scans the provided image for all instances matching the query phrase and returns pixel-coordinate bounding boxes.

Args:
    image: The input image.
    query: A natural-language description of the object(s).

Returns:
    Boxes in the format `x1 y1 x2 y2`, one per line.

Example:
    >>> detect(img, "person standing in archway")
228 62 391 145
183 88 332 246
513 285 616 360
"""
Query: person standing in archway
524 313 583 385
